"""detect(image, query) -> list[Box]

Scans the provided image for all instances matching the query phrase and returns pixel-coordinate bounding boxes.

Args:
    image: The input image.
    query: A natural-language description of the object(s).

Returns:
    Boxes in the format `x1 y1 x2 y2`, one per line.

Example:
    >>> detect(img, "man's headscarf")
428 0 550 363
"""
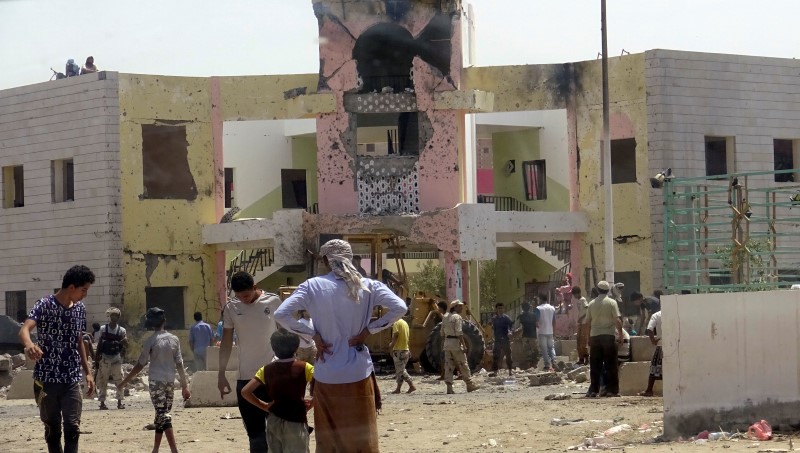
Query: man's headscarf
320 239 370 302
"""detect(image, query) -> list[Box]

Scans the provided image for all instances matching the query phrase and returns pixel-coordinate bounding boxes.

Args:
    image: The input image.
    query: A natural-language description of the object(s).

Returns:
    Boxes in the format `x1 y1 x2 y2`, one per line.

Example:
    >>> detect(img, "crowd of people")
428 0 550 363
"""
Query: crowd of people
18 245 667 453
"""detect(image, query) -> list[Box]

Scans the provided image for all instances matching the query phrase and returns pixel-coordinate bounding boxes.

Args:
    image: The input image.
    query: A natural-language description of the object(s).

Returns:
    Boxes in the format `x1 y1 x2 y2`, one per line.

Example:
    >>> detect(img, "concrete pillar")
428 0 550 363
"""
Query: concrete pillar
467 260 480 317
444 252 462 302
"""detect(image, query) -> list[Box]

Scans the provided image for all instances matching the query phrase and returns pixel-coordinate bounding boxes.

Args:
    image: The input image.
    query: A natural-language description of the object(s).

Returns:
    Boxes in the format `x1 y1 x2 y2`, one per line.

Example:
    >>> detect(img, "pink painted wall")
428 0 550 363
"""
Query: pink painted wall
476 169 494 194
316 112 358 214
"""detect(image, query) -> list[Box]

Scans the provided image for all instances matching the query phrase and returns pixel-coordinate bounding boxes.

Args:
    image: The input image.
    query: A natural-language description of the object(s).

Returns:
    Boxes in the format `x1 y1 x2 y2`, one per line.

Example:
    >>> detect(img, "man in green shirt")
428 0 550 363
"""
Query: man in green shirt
585 281 624 398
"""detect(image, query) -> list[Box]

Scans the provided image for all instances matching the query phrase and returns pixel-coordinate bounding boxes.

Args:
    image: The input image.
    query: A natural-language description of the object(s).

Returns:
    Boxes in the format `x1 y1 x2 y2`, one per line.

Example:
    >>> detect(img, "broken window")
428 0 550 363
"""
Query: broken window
610 138 637 184
51 159 74 202
705 136 730 177
773 139 796 182
2 165 24 208
356 113 419 156
145 286 185 329
5 290 26 322
141 124 197 200
224 167 234 208
522 160 547 201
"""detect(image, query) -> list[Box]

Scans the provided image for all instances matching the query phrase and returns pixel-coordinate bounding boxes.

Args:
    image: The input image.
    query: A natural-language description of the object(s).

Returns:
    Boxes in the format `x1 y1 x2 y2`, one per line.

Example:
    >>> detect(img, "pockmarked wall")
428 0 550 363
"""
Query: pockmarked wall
118 74 220 329
662 291 800 437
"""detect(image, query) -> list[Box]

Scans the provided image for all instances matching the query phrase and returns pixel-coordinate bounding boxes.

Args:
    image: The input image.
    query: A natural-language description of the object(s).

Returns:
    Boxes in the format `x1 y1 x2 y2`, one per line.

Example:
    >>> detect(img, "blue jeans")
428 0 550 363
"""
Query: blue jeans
34 380 82 453
537 334 556 368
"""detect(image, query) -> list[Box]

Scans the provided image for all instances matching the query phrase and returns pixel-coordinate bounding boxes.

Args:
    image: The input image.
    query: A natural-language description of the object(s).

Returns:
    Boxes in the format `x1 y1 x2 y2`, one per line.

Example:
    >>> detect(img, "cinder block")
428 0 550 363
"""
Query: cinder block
7 370 34 399
0 356 11 372
528 372 563 386
556 340 577 357
618 361 662 396
188 371 238 407
630 336 657 362
206 346 239 372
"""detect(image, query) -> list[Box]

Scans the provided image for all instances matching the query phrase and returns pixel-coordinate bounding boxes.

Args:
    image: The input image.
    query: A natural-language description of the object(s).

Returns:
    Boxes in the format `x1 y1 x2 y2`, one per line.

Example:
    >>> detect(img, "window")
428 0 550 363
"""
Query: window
141 124 197 200
774 139 796 183
281 169 308 209
224 167 234 208
356 113 419 156
51 159 74 202
610 138 637 184
5 291 26 322
2 165 24 208
522 160 547 200
705 136 729 177
145 287 186 329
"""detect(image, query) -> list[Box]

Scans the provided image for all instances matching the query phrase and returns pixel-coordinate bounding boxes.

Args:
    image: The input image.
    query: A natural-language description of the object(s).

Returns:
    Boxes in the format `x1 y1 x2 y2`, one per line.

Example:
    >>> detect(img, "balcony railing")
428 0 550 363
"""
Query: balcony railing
477 194 533 212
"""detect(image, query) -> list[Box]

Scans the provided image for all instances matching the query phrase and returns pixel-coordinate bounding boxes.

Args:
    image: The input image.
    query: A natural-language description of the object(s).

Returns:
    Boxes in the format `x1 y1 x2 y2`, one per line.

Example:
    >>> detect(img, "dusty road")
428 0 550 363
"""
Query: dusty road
0 371 792 452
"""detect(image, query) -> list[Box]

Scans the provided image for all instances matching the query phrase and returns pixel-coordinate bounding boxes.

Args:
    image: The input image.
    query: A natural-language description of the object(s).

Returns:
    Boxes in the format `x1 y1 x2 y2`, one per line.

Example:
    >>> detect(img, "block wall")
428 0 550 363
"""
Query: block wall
0 73 122 324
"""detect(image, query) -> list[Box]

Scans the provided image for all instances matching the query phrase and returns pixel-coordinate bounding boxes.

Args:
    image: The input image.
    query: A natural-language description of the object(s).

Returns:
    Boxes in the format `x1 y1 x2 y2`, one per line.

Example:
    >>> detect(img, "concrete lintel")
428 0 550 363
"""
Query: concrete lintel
286 93 337 118
202 210 304 254
457 203 496 260
495 211 587 243
434 90 495 112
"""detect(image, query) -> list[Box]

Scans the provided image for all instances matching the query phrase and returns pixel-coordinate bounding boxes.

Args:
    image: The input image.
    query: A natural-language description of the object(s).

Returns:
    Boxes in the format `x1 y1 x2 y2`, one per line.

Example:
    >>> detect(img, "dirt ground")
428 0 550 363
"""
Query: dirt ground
0 370 794 452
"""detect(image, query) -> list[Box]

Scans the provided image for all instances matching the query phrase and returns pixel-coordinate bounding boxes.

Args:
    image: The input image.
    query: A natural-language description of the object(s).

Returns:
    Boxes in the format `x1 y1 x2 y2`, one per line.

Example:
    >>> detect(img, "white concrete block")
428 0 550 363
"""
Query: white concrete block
618 361 662 397
206 346 239 372
555 340 577 357
630 336 657 362
188 371 238 407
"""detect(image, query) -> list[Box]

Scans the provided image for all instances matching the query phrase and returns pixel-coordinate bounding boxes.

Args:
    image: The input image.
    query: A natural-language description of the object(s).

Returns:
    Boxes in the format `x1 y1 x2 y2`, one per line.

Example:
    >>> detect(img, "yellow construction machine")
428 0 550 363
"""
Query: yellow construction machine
278 233 486 373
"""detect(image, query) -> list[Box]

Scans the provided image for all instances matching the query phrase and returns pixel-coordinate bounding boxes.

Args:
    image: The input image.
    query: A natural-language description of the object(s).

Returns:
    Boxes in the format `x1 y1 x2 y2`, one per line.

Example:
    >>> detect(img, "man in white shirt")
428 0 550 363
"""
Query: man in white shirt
275 239 406 452
217 271 281 452
536 294 557 371
638 310 663 396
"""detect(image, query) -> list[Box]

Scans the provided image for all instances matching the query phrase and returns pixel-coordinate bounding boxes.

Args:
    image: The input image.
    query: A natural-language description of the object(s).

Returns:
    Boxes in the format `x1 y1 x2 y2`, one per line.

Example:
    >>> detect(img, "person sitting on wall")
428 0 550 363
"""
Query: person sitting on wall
80 56 98 74
66 59 80 77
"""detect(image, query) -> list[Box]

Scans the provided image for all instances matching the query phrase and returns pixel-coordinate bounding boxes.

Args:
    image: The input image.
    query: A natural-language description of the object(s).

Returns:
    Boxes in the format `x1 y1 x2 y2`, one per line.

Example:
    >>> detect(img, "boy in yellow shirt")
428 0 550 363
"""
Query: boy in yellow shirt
389 318 416 394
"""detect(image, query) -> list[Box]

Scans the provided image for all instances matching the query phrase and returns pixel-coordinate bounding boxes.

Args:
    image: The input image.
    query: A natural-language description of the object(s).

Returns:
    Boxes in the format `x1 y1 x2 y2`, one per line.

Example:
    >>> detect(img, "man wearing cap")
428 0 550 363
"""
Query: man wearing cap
275 239 407 452
585 281 624 397
441 300 480 394
218 271 282 453
95 307 127 410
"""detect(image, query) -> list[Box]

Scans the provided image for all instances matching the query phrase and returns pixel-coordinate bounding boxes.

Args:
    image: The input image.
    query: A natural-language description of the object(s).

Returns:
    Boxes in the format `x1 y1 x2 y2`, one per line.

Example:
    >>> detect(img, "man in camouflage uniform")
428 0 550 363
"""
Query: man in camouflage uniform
441 300 479 394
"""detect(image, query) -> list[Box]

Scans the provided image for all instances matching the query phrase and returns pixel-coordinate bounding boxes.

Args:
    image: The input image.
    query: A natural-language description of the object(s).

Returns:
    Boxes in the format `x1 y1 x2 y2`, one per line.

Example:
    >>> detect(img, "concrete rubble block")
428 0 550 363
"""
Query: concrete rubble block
527 372 563 387
618 361 662 396
0 355 11 372
0 371 12 386
574 372 588 383
188 371 238 407
555 340 577 357
205 346 239 372
567 366 588 380
11 353 25 369
630 336 657 362
7 369 34 399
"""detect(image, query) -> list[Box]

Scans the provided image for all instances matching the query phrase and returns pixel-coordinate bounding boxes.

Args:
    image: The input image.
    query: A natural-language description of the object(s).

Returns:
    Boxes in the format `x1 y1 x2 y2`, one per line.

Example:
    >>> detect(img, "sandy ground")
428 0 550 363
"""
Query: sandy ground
0 370 794 453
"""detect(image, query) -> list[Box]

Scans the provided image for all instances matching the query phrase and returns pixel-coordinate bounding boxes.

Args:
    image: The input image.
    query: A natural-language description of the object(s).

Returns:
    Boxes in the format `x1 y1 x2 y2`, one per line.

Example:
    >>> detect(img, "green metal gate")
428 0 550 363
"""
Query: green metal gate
663 169 800 293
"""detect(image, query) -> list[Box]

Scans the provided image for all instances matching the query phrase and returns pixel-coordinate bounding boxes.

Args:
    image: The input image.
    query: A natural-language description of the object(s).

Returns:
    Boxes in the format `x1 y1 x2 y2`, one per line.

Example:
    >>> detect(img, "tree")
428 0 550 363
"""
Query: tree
408 260 445 298
479 260 497 313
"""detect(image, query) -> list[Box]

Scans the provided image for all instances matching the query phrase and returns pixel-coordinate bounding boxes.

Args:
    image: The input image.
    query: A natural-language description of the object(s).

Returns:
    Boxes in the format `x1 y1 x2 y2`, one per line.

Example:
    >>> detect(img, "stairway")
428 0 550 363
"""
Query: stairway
227 248 275 296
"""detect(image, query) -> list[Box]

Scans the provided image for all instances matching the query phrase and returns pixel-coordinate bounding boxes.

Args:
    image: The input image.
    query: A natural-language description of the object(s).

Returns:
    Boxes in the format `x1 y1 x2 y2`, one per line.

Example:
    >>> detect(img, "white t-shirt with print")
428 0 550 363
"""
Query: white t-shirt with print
223 292 282 379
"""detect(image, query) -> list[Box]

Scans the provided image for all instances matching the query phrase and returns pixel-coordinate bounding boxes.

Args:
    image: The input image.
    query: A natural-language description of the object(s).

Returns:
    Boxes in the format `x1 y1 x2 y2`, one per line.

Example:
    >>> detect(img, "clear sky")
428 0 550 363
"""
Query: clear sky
0 0 798 91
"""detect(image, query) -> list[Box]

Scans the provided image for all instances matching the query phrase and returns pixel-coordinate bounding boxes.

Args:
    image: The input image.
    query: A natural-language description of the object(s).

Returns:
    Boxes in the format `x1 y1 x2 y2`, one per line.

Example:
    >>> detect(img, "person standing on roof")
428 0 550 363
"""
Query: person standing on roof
80 56 98 74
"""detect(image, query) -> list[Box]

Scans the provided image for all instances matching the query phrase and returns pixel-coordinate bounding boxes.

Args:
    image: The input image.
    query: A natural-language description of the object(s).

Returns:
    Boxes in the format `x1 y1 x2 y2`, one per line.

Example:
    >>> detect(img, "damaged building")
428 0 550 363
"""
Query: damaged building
2 0 800 370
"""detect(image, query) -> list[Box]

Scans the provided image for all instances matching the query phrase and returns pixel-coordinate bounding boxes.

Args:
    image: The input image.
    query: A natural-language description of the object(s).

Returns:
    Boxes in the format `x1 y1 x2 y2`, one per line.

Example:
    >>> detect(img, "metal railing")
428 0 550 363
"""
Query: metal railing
477 194 534 212
226 248 274 295
539 240 570 262
306 203 319 214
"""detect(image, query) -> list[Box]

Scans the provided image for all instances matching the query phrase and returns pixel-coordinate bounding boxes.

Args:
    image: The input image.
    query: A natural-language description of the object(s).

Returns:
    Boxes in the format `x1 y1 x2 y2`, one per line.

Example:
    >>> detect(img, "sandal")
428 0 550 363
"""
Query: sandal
637 391 654 397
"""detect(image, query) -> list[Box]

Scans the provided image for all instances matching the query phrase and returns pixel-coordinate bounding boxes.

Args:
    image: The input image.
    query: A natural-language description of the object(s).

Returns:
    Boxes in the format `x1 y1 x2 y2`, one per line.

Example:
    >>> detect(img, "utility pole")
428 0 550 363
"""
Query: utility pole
601 0 615 284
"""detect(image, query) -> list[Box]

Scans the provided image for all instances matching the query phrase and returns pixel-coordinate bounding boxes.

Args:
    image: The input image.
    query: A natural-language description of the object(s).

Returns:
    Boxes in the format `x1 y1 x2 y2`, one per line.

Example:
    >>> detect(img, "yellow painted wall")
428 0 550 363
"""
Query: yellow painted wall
491 129 569 211
464 55 653 293
118 74 220 332
495 248 552 308
571 55 653 292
